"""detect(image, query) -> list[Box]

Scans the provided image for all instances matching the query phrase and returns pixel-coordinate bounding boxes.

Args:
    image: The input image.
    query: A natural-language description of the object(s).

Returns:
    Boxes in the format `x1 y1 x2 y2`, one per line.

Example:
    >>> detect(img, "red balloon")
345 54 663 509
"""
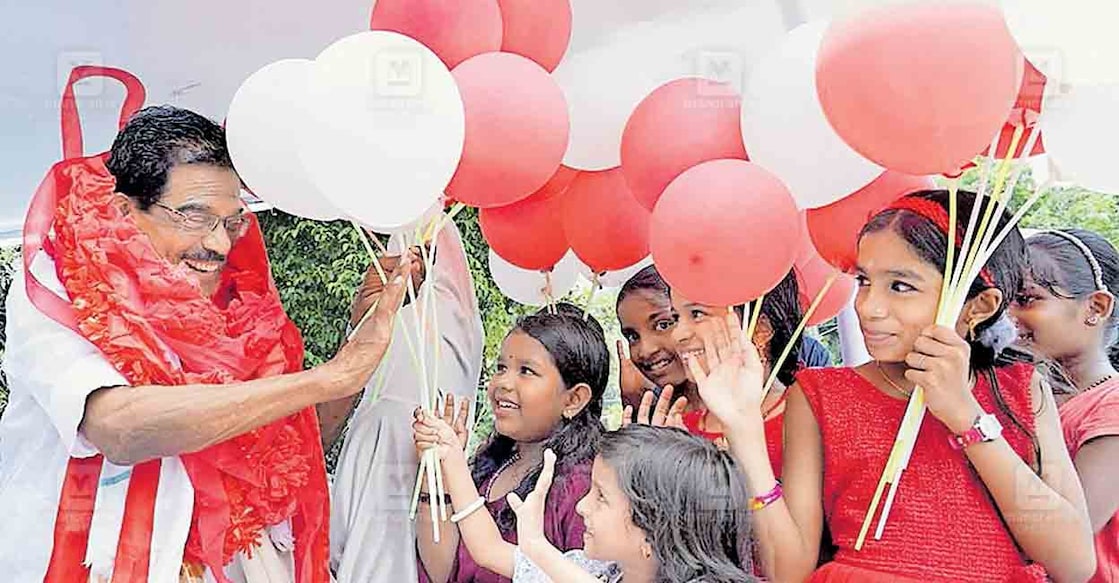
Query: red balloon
370 0 503 69
562 168 650 273
480 166 577 270
621 78 748 210
816 3 1022 175
794 237 856 327
651 160 800 306
806 171 934 271
497 0 572 72
447 53 570 208
994 60 1047 159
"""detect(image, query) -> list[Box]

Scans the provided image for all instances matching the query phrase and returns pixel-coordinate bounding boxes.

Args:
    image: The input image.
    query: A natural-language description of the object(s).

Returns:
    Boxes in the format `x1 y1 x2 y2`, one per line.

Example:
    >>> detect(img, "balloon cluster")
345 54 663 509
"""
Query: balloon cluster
227 0 1118 316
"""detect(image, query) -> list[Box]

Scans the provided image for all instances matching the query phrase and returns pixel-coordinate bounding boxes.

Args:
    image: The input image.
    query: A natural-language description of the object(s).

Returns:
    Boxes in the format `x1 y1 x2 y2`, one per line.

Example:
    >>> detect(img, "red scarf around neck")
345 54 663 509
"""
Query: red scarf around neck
25 155 329 582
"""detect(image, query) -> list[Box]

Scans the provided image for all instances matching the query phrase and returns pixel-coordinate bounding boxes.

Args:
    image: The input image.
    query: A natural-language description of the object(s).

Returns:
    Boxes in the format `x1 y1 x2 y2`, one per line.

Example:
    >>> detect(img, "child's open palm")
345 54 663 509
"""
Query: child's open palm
507 449 557 547
689 310 767 428
412 394 471 462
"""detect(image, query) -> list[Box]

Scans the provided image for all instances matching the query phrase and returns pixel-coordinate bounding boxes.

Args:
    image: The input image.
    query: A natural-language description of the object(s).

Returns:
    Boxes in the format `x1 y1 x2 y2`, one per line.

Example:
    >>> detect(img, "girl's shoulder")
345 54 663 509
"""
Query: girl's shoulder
795 366 861 387
550 458 593 496
512 548 621 583
793 366 867 411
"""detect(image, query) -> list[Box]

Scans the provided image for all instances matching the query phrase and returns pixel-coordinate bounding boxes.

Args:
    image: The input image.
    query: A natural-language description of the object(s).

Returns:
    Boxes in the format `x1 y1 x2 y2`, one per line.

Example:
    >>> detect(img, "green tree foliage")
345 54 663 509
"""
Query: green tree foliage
954 166 1119 249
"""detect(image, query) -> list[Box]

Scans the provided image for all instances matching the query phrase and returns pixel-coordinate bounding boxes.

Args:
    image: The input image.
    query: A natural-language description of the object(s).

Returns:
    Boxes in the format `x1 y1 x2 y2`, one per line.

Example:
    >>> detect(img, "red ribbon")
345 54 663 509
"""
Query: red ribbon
885 197 996 287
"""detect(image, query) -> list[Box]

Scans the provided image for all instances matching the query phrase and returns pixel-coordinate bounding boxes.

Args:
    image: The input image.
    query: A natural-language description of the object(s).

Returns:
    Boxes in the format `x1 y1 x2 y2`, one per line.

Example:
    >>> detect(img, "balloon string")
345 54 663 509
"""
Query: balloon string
745 294 766 341
761 273 838 397
425 202 467 244
857 180 958 551
543 270 556 314
584 273 601 321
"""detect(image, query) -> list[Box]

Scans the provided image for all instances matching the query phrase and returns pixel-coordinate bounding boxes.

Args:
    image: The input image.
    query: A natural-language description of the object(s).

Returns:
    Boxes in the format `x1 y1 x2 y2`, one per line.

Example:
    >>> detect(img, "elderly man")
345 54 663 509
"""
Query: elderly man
0 105 411 582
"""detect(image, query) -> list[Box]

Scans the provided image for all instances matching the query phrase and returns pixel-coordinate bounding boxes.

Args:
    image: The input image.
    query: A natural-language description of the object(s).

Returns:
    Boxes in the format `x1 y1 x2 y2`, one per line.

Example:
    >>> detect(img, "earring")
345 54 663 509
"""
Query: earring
967 321 978 342
642 546 652 559
1088 315 1101 326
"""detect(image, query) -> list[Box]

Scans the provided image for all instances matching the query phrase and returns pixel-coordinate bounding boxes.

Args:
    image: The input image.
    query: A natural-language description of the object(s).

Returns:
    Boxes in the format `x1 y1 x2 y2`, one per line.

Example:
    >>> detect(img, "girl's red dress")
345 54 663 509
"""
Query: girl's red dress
797 365 1048 582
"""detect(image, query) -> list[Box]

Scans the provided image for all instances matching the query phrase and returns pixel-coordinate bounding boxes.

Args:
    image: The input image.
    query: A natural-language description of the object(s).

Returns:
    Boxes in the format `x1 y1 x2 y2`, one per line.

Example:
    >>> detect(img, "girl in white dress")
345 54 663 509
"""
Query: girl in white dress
506 425 756 583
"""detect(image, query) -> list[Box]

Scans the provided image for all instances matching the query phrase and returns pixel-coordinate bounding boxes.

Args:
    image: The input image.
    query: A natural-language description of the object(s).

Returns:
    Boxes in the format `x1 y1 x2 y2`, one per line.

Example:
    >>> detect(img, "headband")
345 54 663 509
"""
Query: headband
884 197 996 288
1038 230 1107 292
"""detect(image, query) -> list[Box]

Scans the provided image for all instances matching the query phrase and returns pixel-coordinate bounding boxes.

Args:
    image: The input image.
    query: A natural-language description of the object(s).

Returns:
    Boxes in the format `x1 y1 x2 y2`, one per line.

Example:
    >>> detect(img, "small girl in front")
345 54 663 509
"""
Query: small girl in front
413 303 607 583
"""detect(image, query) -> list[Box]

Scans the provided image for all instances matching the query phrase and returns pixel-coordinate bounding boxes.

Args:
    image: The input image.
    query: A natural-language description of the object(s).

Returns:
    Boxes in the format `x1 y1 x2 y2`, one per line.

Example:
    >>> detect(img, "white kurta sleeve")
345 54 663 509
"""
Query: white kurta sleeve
329 221 484 582
2 254 128 458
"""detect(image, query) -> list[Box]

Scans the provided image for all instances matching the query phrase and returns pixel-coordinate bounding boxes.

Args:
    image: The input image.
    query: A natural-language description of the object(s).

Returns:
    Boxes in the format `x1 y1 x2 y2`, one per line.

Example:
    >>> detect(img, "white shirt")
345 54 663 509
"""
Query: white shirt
0 253 293 582
1 252 128 578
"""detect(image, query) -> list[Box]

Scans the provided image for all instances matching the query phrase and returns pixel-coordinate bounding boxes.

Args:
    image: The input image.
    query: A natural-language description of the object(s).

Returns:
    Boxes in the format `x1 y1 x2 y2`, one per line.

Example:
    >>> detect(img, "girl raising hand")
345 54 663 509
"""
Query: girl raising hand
699 191 1095 583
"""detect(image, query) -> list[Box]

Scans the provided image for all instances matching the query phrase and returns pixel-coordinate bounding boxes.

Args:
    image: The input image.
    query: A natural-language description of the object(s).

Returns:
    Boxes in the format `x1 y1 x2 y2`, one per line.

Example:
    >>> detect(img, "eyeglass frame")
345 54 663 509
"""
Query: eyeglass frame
150 201 251 237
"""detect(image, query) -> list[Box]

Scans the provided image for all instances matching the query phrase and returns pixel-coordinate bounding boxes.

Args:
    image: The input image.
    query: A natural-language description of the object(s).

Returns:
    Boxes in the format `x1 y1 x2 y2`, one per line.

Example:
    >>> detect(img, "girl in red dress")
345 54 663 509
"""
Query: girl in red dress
666 270 802 476
692 190 1096 582
1013 229 1119 582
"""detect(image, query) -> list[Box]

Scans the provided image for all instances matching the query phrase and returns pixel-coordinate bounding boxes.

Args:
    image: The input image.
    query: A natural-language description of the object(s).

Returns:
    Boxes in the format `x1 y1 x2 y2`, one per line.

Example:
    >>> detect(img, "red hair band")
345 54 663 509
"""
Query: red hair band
884 197 996 288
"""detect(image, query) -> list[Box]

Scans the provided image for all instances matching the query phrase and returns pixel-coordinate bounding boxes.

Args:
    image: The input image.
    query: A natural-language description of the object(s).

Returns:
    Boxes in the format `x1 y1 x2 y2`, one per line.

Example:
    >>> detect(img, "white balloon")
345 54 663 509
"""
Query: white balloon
599 256 655 288
353 199 446 237
740 22 882 209
554 0 786 170
489 248 579 306
226 60 341 221
1002 0 1119 86
300 31 465 231
1041 83 1119 195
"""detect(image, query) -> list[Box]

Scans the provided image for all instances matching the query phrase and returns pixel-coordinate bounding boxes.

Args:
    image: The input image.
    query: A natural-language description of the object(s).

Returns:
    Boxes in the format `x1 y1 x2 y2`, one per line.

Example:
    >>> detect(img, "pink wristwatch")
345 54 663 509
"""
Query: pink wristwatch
949 413 1003 450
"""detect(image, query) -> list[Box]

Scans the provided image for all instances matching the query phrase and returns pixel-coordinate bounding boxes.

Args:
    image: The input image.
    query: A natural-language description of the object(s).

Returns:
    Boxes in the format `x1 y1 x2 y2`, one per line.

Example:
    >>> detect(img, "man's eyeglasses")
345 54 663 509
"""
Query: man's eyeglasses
151 202 251 237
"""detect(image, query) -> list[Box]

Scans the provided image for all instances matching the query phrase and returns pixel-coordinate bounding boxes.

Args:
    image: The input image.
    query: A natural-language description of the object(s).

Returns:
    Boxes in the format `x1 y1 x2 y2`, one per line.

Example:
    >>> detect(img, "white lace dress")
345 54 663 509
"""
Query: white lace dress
513 547 622 583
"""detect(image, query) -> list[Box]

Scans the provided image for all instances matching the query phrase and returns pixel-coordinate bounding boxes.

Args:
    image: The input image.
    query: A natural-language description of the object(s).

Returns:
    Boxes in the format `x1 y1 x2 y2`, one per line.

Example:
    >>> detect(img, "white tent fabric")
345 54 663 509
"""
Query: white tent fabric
0 0 819 246
0 0 377 244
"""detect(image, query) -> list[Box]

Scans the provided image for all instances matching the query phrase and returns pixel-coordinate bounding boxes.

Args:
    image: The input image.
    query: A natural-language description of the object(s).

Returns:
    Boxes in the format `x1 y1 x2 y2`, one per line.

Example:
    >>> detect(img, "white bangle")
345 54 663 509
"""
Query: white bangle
450 496 487 523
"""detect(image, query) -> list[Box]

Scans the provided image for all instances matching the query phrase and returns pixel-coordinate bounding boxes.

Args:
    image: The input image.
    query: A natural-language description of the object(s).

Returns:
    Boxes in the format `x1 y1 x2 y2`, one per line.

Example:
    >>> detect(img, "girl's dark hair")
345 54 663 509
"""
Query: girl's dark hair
742 270 803 388
860 189 1028 369
617 264 670 307
471 302 609 530
861 190 1041 470
599 425 755 583
1027 229 1119 368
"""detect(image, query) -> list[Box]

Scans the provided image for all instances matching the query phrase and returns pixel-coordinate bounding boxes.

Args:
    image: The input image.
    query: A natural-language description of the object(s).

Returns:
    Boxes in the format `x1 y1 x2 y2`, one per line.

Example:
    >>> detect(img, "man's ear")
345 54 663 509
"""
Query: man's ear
114 193 134 217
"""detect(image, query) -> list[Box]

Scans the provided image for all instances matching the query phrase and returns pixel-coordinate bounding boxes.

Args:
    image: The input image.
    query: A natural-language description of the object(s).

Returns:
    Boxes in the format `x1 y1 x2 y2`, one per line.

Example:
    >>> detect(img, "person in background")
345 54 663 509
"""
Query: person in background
664 271 802 469
801 335 833 368
329 222 484 582
615 266 685 412
1013 228 1119 582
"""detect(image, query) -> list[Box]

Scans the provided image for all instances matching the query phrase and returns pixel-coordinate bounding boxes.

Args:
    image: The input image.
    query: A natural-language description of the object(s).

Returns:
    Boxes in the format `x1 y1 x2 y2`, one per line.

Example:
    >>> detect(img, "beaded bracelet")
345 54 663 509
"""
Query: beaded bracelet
748 480 783 511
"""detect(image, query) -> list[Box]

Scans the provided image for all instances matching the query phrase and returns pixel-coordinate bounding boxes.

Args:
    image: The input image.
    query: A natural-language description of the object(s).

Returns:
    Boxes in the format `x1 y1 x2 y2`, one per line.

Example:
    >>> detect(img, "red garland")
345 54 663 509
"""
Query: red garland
42 157 328 581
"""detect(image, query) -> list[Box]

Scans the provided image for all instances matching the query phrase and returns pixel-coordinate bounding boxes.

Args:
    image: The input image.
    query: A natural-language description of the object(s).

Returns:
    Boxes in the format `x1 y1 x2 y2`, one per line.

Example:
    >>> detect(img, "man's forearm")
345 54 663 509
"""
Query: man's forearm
317 392 364 450
83 365 357 465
